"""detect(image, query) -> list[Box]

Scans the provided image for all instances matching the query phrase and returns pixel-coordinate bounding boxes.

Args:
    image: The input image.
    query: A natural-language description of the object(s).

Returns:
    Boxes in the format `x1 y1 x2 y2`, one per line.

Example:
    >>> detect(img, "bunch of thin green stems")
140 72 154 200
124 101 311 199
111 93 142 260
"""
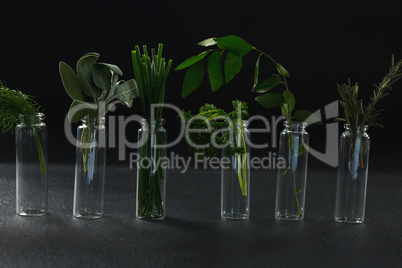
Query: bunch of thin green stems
131 44 172 218
336 55 402 166
0 81 47 174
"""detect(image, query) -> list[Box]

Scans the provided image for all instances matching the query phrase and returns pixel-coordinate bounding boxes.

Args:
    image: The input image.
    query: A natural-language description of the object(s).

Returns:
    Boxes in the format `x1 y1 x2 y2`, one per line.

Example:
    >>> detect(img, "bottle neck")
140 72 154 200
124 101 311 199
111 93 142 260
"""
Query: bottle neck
284 121 306 132
18 113 45 126
344 124 368 134
82 116 105 128
141 118 165 129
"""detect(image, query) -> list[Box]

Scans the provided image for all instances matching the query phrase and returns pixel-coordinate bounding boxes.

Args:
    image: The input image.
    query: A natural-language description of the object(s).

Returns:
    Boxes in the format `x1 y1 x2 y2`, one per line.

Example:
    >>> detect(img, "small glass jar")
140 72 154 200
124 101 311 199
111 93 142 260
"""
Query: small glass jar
275 121 309 221
73 116 106 219
15 113 48 216
221 120 250 220
136 118 167 220
334 124 370 224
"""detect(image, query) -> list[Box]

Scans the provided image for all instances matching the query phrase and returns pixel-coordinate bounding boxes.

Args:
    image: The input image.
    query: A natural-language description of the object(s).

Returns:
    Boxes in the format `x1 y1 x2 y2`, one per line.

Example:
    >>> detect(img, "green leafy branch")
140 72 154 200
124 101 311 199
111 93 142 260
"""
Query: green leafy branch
59 52 139 173
0 81 47 174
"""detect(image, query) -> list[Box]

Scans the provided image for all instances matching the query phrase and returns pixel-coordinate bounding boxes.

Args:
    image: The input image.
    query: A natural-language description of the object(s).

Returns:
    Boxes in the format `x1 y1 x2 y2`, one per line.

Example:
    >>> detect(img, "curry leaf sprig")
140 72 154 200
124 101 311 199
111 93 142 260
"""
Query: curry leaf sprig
59 52 139 173
0 81 46 174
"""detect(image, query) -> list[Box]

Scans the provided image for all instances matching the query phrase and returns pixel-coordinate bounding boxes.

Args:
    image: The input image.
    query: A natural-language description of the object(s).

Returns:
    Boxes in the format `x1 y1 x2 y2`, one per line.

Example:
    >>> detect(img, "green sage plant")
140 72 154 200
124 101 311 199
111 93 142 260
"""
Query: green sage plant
335 55 402 167
59 52 138 173
131 44 172 219
181 100 249 195
0 81 47 174
176 35 321 218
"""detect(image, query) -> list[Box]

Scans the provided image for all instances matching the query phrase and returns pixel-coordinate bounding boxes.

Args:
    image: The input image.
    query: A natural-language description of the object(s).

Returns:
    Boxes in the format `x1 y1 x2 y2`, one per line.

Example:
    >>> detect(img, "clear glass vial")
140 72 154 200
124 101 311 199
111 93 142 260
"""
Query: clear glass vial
136 118 167 220
16 113 48 216
275 121 309 221
73 116 106 219
221 120 250 220
334 124 370 224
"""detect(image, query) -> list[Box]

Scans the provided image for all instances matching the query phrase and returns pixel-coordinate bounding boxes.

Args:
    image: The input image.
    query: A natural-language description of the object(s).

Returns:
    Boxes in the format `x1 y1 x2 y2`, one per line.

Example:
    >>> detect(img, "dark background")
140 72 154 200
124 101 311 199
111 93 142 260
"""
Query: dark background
1 0 401 172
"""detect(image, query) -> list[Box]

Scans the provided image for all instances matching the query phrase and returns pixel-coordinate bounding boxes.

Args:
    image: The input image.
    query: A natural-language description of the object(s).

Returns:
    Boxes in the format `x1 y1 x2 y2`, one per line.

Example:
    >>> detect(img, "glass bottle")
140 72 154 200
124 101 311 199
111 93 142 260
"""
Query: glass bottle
334 124 370 224
275 121 309 221
221 120 250 220
136 118 167 220
15 113 48 216
73 116 106 219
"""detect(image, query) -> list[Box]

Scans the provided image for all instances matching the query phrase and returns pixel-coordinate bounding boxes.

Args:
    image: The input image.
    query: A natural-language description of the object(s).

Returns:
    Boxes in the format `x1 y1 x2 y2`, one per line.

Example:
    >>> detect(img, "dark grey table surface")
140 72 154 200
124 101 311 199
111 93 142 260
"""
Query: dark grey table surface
0 163 401 267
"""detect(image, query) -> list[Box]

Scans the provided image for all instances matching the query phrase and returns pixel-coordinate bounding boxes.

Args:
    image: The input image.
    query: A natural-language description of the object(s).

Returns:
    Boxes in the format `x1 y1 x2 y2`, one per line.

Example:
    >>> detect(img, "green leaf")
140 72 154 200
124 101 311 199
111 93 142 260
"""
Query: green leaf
276 63 290 78
224 52 242 83
283 91 295 112
68 100 97 123
76 52 102 99
295 187 301 193
114 79 139 108
96 62 123 76
175 51 209 71
181 59 205 98
59 61 86 101
92 63 112 92
297 143 307 156
253 54 262 89
214 35 253 56
197 38 217 47
207 51 224 91
293 109 323 125
255 92 284 109
252 74 282 93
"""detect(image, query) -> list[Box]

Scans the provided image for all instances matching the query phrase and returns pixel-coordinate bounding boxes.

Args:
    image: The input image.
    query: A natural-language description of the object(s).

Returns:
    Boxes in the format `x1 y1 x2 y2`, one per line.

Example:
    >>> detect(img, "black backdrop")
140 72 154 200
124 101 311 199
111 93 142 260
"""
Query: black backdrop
1 0 401 172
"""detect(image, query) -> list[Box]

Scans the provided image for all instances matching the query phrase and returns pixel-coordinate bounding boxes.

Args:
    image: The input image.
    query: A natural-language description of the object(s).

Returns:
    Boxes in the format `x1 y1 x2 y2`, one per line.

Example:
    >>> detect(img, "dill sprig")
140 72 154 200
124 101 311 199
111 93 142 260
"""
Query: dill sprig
0 81 42 133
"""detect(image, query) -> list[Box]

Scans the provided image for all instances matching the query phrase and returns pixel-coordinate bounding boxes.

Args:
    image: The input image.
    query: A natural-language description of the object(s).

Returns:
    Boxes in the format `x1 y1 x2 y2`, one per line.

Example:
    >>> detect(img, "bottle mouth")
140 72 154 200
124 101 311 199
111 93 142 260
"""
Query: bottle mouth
81 116 106 125
283 121 307 130
18 113 45 125
344 124 369 131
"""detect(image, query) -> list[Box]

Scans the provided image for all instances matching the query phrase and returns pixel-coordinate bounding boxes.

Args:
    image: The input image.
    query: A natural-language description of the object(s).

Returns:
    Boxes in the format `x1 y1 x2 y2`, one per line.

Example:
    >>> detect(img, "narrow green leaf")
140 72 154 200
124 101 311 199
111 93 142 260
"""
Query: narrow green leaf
175 51 209 71
207 51 224 91
224 52 242 83
282 166 291 175
255 92 285 108
214 35 253 56
276 63 290 78
181 59 205 98
252 74 282 93
283 91 295 112
293 109 323 125
197 38 217 47
59 61 85 101
253 54 262 90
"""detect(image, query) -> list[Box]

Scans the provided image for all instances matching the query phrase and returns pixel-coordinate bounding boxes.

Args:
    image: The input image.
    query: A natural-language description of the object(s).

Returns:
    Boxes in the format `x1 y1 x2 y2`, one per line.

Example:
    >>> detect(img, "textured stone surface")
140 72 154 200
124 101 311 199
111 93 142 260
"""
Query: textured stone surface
0 164 401 267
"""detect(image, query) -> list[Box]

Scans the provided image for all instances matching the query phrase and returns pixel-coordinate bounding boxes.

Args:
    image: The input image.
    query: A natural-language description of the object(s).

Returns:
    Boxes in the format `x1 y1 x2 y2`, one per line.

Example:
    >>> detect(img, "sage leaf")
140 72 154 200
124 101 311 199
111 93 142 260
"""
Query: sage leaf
68 100 97 123
214 35 253 57
96 62 123 76
114 79 139 108
276 63 290 78
255 92 284 108
59 61 85 101
224 52 242 83
294 109 323 125
175 51 209 71
207 51 224 91
252 74 282 93
181 59 205 98
197 38 217 47
93 63 112 93
76 52 102 99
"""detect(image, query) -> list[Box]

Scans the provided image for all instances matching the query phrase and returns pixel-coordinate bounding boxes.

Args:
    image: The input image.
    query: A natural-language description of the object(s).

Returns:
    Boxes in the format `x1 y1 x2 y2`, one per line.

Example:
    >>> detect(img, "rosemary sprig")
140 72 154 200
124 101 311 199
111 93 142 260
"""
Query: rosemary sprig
336 55 402 129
